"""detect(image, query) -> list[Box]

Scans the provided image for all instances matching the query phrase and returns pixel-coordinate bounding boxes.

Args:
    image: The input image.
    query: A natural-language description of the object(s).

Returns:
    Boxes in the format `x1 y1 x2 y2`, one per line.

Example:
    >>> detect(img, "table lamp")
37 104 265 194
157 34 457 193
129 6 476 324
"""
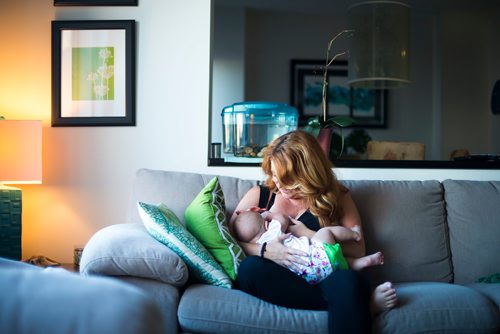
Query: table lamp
0 119 42 260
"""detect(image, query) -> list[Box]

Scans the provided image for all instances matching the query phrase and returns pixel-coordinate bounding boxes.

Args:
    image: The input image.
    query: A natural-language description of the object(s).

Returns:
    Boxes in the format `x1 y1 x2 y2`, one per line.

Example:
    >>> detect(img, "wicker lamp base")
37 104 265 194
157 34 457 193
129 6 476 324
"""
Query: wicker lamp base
0 185 22 260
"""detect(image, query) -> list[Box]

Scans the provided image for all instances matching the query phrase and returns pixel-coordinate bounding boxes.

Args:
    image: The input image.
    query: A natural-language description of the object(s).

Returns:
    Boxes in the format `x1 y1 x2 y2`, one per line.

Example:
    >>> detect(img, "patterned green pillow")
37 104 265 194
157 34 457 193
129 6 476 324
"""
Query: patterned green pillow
138 202 232 288
184 177 245 281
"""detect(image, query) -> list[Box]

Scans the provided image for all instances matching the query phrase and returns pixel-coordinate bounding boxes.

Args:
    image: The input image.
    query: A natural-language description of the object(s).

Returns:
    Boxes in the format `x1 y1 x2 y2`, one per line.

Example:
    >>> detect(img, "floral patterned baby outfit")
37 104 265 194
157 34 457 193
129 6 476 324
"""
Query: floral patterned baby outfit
256 220 348 285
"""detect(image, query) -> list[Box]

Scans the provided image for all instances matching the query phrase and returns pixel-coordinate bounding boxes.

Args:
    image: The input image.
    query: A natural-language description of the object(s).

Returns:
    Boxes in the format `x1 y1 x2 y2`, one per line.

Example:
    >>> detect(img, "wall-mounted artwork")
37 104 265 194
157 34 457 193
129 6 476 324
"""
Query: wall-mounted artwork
290 59 387 128
52 20 135 126
54 0 138 6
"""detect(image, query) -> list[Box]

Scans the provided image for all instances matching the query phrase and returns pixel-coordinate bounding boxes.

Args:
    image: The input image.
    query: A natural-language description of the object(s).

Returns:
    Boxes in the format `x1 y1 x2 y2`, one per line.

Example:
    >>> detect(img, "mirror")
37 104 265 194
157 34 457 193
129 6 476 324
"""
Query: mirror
210 0 500 168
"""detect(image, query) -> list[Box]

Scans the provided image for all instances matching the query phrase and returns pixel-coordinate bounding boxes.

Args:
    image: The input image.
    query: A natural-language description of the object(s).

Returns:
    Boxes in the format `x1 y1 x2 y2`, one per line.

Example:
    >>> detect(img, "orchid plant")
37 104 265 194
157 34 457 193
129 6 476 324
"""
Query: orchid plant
302 29 356 157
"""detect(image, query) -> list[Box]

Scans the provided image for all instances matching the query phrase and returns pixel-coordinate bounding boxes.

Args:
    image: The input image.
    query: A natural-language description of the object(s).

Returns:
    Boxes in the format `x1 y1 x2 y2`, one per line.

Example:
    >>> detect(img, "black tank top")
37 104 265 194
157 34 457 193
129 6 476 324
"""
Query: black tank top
258 185 321 232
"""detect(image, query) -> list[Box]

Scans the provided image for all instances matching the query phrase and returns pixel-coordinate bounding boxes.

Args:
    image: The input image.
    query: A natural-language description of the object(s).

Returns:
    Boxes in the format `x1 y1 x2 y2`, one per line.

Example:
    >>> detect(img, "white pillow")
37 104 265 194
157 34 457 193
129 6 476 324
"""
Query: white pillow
80 223 188 286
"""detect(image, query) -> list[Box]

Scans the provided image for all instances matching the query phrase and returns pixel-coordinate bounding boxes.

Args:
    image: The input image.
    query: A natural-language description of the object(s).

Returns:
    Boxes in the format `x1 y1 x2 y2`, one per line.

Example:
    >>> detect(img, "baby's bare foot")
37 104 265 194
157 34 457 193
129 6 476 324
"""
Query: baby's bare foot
367 251 384 266
350 251 384 270
371 282 397 315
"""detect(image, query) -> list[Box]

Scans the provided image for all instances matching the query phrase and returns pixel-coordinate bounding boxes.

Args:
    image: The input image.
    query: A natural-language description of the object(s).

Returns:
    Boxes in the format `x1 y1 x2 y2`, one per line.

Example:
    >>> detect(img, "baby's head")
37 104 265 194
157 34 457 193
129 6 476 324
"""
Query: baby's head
233 210 266 243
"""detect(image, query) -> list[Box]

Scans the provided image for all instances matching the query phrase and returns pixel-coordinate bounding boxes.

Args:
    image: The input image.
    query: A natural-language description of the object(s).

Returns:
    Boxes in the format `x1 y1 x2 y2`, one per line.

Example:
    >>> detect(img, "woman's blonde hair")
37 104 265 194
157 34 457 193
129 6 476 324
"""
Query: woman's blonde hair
261 130 345 227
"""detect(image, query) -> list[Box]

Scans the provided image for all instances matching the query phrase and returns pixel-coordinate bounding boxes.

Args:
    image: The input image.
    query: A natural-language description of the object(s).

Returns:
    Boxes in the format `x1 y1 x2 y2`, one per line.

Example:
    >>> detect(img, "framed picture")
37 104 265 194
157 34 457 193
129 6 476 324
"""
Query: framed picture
52 20 136 126
290 59 387 128
54 0 138 5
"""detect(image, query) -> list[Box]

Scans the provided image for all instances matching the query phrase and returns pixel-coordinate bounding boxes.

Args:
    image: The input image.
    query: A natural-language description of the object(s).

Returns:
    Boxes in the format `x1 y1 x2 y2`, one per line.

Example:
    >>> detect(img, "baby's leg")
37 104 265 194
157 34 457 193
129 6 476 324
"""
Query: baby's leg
311 226 361 245
346 252 384 271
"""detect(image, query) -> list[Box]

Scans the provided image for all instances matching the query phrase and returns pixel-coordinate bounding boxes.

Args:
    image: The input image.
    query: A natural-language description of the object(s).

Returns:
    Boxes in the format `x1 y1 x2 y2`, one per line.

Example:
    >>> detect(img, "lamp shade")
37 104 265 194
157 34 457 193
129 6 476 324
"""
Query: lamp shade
0 120 42 184
347 1 410 89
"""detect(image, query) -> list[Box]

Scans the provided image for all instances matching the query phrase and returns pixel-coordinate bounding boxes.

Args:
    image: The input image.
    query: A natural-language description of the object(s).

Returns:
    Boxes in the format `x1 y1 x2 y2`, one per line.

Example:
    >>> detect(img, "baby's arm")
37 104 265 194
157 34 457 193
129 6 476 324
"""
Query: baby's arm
312 225 361 245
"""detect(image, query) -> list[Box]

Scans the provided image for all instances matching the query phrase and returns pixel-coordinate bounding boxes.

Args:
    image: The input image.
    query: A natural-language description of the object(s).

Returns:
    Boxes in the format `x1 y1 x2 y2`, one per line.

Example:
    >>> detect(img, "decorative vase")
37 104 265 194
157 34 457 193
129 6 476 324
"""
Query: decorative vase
317 128 333 158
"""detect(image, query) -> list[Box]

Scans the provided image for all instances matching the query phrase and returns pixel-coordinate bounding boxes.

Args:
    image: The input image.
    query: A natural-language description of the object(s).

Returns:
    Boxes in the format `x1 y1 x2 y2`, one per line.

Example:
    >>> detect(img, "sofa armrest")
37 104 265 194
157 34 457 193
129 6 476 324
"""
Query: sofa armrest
0 258 164 334
80 223 189 286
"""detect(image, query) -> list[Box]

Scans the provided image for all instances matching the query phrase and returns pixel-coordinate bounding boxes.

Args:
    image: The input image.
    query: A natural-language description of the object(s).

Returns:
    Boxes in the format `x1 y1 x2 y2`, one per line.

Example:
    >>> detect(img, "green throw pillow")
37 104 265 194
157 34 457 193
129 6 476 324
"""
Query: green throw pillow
138 201 232 288
184 177 245 281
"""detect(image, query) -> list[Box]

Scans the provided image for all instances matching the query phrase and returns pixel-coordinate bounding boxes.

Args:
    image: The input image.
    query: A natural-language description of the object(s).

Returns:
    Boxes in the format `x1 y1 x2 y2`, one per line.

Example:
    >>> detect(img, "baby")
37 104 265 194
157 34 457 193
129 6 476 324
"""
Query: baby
233 210 383 285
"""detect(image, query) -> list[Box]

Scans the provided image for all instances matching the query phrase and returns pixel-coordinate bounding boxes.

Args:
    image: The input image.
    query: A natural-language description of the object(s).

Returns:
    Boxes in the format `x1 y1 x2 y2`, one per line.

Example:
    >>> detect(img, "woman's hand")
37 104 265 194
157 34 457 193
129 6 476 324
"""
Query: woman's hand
287 217 315 239
263 234 308 269
234 206 265 215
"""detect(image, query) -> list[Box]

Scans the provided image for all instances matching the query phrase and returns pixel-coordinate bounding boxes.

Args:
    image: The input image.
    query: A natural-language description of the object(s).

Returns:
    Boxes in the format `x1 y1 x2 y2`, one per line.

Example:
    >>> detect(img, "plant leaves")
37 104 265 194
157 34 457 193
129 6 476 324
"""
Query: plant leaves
306 116 321 127
325 116 355 128
302 125 320 138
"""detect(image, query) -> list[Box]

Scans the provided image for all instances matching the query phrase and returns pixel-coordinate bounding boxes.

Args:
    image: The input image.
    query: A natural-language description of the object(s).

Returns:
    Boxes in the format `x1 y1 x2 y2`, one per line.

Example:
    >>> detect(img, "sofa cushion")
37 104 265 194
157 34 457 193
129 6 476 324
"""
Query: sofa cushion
127 169 258 226
465 283 500 308
0 258 164 334
185 176 245 281
343 180 452 284
179 282 500 334
80 223 188 286
139 202 232 288
178 284 328 334
443 180 500 284
375 282 500 333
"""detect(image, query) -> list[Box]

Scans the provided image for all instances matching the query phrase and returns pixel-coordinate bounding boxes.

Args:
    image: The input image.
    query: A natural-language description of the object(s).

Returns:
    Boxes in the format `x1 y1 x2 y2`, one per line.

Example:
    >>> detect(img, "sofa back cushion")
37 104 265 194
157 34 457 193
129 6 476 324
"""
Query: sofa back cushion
343 180 452 285
443 180 500 284
127 169 258 226
127 170 453 285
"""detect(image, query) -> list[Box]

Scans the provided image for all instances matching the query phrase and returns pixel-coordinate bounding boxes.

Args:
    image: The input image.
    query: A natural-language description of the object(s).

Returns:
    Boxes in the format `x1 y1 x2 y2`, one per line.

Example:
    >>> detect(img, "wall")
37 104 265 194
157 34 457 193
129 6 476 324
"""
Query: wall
213 8 437 158
212 5 500 160
1 0 212 262
442 8 500 156
211 6 245 144
1 0 499 263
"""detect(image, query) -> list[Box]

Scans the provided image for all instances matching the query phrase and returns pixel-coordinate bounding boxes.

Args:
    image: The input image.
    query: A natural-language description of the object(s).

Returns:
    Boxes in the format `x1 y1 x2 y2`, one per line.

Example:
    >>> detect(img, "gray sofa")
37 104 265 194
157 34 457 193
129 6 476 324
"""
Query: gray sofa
0 257 164 334
81 168 500 333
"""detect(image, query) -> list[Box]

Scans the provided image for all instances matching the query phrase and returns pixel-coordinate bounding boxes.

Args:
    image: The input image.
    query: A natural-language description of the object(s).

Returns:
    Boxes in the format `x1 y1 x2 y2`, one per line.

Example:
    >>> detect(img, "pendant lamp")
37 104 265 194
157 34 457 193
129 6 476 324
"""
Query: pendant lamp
347 1 410 89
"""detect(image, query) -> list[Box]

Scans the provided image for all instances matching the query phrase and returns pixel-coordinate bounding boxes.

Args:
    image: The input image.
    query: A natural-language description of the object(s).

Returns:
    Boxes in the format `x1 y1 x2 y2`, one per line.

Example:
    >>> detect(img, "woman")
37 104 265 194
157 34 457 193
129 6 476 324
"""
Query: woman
229 130 397 333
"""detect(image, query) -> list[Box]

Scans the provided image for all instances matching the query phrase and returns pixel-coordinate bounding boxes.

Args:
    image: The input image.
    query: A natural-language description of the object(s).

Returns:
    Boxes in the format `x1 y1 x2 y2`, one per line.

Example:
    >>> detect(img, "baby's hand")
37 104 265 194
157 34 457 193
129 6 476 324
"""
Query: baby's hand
351 225 361 241
288 218 314 238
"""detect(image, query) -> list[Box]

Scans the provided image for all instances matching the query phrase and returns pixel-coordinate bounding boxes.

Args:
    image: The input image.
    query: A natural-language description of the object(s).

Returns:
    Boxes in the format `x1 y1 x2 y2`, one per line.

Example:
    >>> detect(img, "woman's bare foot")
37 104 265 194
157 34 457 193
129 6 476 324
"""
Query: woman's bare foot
348 251 384 271
371 282 397 315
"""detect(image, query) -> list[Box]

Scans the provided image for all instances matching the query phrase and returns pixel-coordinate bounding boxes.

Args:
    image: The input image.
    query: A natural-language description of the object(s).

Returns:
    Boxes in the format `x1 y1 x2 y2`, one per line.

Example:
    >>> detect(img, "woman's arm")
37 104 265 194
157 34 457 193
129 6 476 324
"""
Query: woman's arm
229 186 261 234
338 191 366 258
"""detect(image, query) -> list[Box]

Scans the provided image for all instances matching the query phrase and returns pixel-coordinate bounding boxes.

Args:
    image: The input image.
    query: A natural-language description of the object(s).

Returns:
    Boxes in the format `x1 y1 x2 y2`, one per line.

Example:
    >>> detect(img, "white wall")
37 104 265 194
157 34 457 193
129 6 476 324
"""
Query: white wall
213 5 500 160
211 6 245 144
1 1 499 263
1 0 214 262
214 8 437 158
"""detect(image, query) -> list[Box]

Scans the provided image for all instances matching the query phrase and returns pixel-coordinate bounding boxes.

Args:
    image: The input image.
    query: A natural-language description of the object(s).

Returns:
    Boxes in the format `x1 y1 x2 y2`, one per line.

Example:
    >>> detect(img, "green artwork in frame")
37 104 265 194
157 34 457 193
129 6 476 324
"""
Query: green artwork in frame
72 47 115 101
52 20 136 126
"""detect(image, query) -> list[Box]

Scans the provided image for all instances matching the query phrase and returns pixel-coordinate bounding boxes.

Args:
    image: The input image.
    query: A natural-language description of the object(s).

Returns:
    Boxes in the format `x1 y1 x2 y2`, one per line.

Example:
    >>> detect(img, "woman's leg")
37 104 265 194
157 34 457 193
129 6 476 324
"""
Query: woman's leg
237 256 327 310
238 257 372 333
319 270 372 334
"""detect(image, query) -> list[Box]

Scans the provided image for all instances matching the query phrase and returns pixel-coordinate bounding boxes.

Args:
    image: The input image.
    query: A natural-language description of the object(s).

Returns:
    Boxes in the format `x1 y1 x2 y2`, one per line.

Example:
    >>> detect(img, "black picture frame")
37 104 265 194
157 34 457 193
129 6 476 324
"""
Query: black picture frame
54 0 138 6
52 20 136 126
290 59 387 128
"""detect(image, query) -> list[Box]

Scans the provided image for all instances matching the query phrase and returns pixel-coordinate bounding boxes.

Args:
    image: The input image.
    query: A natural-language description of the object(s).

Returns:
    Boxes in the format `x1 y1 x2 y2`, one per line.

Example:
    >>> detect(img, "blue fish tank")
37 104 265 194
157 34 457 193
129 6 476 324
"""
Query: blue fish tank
222 102 299 162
